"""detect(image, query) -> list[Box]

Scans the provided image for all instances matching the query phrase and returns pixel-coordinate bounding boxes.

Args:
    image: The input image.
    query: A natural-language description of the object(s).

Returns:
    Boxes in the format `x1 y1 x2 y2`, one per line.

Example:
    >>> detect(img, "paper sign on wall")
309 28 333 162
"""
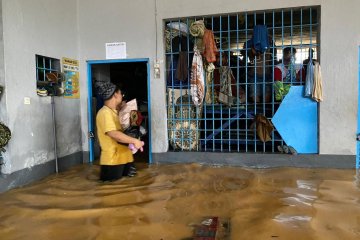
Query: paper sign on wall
62 57 80 99
106 42 126 59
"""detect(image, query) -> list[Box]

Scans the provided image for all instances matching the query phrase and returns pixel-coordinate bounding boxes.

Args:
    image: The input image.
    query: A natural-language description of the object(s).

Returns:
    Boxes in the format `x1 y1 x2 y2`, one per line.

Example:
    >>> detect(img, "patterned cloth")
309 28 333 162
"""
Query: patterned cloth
205 63 215 104
189 20 205 37
0 122 11 152
118 99 137 130
274 81 291 101
190 46 205 106
218 66 234 106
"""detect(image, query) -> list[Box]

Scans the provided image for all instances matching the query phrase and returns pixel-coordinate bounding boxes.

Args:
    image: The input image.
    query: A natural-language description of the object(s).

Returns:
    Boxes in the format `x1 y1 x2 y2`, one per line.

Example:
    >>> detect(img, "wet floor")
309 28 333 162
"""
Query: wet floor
0 163 360 240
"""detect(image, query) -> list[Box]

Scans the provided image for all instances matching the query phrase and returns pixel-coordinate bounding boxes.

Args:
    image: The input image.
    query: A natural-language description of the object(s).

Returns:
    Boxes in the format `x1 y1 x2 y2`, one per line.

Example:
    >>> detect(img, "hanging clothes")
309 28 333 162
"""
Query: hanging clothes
312 62 323 102
218 66 234 106
190 46 205 106
304 60 315 97
175 52 188 82
205 63 215 104
252 114 274 142
252 25 269 54
202 29 218 63
189 20 206 53
189 20 205 37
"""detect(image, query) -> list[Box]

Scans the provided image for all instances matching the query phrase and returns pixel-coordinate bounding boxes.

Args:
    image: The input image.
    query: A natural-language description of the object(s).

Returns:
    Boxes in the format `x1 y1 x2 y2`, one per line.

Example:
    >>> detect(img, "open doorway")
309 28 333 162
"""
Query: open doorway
87 59 151 164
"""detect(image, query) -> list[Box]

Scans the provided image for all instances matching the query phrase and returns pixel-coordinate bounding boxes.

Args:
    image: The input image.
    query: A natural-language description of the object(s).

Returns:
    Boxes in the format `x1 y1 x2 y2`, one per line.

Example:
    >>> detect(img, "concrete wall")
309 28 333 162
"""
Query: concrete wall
77 0 165 153
0 0 7 126
78 0 360 156
1 0 82 174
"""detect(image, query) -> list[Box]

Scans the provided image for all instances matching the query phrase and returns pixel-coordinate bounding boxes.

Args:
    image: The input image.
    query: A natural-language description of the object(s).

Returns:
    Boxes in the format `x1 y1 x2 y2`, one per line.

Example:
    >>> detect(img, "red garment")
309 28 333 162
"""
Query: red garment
202 29 218 63
274 65 306 82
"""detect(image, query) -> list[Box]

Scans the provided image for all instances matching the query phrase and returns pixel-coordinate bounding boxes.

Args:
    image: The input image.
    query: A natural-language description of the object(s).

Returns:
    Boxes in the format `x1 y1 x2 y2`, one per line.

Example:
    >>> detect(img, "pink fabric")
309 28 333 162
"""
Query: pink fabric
118 99 137 130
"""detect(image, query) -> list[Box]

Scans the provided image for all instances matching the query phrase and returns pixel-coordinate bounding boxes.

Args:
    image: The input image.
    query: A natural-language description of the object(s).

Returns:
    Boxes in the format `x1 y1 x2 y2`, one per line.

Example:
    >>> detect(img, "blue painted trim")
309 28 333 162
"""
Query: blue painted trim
357 46 360 169
87 62 94 163
146 61 153 164
87 58 151 164
87 58 149 64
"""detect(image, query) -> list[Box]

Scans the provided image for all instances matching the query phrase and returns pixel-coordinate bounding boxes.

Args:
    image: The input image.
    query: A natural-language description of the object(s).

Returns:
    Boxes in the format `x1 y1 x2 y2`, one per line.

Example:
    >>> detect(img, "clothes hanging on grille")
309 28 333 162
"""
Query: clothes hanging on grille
166 35 194 87
205 63 215 104
252 114 274 142
304 60 315 97
175 52 188 82
189 20 206 53
189 20 205 37
218 66 234 106
252 25 269 54
312 62 323 102
202 29 218 63
190 46 205 106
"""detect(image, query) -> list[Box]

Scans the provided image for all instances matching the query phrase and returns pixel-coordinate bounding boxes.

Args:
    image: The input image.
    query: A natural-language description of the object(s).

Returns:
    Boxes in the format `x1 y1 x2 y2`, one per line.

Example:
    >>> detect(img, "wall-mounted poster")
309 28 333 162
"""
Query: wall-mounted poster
62 57 80 98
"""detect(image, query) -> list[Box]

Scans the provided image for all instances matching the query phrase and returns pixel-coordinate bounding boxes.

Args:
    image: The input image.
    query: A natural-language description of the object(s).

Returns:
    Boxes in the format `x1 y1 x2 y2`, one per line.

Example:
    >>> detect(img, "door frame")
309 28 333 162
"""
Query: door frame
357 47 360 169
86 58 152 164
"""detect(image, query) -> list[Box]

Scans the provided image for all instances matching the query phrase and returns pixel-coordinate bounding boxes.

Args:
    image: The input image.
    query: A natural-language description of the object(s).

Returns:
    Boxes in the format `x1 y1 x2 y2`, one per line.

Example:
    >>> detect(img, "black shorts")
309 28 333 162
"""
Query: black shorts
100 162 135 181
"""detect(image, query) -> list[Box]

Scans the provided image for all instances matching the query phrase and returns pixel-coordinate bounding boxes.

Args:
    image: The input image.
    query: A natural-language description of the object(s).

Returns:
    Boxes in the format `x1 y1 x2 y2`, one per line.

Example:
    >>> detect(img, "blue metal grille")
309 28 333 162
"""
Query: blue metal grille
165 7 319 152
36 55 61 96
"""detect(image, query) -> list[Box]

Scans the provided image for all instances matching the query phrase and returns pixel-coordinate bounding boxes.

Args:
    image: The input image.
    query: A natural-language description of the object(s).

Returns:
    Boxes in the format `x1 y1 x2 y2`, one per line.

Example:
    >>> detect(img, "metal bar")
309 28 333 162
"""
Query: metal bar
87 62 94 163
245 12 248 152
357 46 360 169
51 96 58 173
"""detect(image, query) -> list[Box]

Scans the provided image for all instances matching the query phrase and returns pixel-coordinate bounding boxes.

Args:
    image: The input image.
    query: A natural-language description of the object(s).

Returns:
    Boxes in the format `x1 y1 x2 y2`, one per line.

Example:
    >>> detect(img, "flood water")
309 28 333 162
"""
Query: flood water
0 163 360 240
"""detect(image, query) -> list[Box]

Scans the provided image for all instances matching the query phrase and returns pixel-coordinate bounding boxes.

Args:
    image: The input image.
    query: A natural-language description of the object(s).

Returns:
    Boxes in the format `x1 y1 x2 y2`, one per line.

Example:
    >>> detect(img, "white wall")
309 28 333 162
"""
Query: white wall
0 0 7 125
77 0 167 153
1 0 81 173
319 0 360 154
78 0 360 155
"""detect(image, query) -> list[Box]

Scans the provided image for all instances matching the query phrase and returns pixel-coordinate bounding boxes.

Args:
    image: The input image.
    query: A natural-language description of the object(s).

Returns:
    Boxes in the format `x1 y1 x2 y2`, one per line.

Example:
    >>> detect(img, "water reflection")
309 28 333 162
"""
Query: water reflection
0 164 359 240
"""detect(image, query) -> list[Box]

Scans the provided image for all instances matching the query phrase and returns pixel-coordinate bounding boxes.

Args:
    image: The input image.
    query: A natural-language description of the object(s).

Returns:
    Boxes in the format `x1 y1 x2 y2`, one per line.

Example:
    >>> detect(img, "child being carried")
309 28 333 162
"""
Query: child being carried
118 99 147 154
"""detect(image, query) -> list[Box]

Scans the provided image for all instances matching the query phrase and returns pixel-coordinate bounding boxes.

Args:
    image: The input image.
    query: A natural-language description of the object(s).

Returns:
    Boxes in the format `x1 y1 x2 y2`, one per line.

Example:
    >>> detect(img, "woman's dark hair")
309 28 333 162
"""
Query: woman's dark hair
283 47 296 56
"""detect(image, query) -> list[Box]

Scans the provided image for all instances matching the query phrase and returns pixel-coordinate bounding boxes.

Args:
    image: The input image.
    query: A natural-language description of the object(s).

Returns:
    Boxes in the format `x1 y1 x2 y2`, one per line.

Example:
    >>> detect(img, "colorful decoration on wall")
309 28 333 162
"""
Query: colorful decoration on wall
62 57 80 99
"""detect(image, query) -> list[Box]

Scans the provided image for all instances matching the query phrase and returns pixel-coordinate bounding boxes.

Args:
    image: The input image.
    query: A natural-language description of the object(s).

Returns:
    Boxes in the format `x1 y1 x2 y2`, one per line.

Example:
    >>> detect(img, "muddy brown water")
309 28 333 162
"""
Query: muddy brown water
0 163 360 240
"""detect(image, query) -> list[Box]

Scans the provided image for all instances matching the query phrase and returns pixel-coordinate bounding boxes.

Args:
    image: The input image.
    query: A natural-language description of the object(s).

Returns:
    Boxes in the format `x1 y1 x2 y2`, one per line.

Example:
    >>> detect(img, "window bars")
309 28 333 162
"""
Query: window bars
165 7 319 153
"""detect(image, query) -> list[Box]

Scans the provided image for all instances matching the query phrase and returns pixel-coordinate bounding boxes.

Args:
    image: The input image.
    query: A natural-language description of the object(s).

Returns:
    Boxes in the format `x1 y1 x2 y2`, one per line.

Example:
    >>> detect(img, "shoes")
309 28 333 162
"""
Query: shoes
288 146 297 155
282 145 289 154
127 166 137 177
277 145 297 155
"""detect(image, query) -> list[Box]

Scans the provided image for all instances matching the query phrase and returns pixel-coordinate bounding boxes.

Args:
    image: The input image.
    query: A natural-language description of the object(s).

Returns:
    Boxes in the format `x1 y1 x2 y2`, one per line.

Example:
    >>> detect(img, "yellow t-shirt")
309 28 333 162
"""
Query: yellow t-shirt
96 106 133 165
